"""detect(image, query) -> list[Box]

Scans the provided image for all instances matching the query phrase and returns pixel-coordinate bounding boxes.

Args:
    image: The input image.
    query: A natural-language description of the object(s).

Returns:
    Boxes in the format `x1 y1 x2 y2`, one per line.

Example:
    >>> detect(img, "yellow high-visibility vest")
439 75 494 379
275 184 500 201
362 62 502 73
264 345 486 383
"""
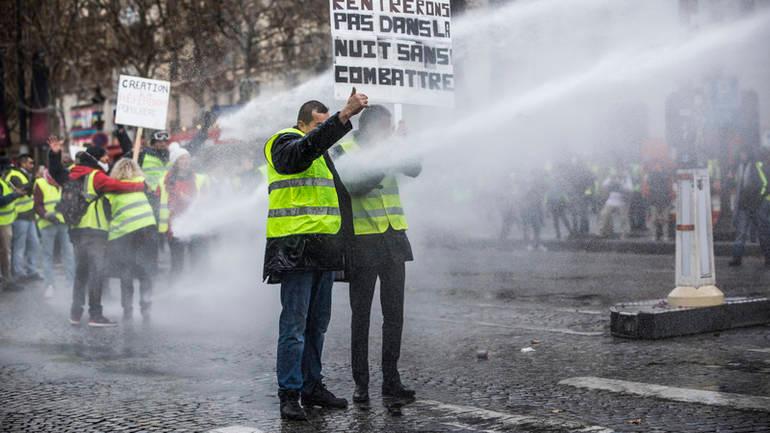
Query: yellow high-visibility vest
264 128 341 239
106 176 156 240
5 168 33 214
0 178 17 226
34 178 65 230
75 172 109 231
335 139 408 235
141 153 169 191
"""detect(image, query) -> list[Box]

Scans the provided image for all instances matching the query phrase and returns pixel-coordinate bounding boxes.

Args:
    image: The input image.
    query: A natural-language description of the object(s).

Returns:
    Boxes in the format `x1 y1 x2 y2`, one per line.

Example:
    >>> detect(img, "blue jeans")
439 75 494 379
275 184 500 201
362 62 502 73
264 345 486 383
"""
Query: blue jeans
40 224 75 288
276 271 334 393
11 219 40 278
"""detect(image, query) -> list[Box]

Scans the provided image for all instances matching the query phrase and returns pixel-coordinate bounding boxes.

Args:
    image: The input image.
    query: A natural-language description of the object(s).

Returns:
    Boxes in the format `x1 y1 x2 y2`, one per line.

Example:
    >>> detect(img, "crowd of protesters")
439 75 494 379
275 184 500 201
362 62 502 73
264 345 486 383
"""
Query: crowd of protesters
0 126 232 327
500 156 676 247
500 148 770 268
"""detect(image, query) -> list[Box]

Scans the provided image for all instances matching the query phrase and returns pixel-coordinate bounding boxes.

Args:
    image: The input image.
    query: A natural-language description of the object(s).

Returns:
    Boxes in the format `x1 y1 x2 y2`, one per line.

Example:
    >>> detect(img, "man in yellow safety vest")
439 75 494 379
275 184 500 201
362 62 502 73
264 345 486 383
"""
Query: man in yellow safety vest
6 154 42 282
0 157 24 291
33 168 75 299
330 105 421 406
265 90 367 421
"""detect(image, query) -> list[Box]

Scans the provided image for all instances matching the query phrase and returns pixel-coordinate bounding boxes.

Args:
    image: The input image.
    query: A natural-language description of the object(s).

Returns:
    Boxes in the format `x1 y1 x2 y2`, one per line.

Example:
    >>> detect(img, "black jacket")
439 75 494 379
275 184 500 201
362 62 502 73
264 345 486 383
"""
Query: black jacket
263 113 354 283
329 134 418 268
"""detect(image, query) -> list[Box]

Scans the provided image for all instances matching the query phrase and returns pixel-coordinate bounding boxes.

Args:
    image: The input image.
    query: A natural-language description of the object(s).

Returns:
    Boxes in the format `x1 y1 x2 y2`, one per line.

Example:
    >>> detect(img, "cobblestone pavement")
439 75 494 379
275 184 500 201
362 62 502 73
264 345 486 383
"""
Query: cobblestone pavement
1 243 769 433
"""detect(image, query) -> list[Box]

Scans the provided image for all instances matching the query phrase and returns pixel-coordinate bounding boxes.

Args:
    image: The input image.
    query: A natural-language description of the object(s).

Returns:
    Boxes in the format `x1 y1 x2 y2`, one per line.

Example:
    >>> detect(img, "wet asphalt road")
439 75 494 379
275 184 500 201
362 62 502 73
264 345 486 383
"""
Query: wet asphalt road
1 240 769 433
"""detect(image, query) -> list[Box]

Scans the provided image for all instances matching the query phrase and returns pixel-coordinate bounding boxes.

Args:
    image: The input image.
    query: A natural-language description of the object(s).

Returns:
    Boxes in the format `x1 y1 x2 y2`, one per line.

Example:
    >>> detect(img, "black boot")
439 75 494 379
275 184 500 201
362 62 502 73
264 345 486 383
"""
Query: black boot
382 381 416 403
301 383 348 409
278 390 307 421
353 384 369 404
728 257 742 267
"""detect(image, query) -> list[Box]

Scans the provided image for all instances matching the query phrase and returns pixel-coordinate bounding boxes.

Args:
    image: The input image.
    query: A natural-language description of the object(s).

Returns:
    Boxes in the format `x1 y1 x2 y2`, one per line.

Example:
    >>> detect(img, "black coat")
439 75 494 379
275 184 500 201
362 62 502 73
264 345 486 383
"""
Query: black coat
263 113 354 283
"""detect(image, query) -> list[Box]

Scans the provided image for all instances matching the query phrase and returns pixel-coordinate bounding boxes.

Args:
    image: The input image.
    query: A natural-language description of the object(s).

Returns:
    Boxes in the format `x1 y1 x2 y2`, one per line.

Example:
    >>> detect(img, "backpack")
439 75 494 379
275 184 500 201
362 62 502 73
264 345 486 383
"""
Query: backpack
56 174 101 226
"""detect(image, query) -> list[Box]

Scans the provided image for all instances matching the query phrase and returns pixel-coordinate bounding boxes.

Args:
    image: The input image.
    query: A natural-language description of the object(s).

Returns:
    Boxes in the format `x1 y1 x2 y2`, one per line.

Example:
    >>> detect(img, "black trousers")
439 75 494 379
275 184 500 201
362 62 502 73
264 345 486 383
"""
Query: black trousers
349 261 405 387
71 231 107 318
169 236 205 278
111 227 155 314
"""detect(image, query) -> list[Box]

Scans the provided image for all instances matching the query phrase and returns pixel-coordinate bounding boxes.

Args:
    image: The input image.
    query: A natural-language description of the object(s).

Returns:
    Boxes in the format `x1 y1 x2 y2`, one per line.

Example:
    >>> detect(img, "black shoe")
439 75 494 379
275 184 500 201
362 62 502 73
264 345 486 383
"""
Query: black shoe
353 385 369 404
278 390 307 421
301 383 348 409
728 258 742 267
383 381 416 402
88 315 118 328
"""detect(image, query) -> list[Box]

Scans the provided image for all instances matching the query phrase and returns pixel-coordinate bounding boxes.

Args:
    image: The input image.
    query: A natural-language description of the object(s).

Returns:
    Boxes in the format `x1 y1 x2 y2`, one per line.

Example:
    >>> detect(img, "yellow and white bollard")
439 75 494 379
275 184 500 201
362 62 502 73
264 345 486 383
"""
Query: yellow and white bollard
667 169 725 308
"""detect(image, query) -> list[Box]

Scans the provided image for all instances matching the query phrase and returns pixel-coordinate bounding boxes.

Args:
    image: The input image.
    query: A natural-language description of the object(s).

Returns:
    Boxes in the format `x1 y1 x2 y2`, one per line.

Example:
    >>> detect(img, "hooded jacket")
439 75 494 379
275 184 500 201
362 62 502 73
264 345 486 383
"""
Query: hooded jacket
262 113 354 283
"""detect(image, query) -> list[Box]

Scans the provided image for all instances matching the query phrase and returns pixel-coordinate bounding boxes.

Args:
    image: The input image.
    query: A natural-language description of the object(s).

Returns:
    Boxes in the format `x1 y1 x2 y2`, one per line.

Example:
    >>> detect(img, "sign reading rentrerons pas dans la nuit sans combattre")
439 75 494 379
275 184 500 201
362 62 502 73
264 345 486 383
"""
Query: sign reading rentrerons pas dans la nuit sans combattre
115 75 171 131
330 0 454 107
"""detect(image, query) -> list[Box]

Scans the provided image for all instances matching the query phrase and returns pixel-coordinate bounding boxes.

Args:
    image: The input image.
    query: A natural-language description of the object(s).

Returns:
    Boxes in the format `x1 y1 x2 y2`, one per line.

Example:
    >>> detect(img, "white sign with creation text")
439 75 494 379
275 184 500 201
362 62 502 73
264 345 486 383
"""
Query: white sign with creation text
330 0 454 107
115 75 171 130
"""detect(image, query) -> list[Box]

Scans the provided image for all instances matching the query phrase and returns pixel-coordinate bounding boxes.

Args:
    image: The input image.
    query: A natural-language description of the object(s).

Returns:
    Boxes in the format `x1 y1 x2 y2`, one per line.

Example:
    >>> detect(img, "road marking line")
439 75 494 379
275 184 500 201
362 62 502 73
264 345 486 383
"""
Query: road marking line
748 348 770 354
208 426 264 433
559 376 770 412
430 317 604 336
416 400 613 432
475 303 605 315
440 421 504 433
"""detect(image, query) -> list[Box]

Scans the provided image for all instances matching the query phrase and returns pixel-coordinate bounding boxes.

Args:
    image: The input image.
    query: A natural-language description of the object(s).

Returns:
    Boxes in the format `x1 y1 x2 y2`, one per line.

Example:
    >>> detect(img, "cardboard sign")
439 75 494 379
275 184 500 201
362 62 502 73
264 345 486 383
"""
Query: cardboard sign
115 75 171 130
330 0 454 107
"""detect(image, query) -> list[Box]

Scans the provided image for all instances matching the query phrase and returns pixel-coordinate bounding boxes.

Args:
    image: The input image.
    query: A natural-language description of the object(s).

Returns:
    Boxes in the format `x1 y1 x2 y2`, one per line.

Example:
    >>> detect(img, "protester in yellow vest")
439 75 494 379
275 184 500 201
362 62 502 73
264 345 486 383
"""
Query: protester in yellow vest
105 159 158 321
33 168 74 299
117 128 171 223
330 105 420 406
6 154 42 282
157 146 209 278
0 157 24 292
266 91 367 421
47 136 147 328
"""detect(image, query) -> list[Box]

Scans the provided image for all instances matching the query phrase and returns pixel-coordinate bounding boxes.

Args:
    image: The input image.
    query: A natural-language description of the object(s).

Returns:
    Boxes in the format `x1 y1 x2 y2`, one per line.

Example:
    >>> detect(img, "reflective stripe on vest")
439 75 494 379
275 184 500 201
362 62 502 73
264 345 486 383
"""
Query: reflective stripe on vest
157 172 208 233
336 139 408 235
264 128 341 239
5 169 33 214
106 176 156 241
34 178 65 230
0 178 17 225
757 161 769 200
141 154 169 191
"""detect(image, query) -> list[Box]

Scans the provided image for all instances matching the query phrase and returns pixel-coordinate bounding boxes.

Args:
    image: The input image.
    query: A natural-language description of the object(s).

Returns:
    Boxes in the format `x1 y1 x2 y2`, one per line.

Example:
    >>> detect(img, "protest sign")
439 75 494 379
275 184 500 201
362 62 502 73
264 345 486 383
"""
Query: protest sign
115 75 171 130
330 0 454 107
